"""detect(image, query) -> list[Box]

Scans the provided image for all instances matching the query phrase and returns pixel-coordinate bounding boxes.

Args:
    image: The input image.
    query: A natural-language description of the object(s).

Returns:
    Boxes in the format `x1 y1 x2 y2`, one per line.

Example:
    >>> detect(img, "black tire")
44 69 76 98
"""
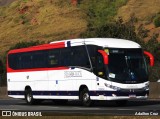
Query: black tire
80 88 92 107
115 100 128 106
25 88 35 105
52 99 68 105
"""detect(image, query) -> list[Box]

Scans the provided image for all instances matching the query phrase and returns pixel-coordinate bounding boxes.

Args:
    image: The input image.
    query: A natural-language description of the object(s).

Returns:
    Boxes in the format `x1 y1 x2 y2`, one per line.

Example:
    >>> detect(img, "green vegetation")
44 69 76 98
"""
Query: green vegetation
80 0 128 27
8 40 44 51
154 14 160 27
144 34 160 81
81 18 137 40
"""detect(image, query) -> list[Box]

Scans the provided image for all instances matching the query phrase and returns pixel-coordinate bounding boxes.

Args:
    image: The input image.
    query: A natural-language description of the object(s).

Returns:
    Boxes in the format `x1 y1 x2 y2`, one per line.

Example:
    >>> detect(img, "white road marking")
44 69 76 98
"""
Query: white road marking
117 108 135 110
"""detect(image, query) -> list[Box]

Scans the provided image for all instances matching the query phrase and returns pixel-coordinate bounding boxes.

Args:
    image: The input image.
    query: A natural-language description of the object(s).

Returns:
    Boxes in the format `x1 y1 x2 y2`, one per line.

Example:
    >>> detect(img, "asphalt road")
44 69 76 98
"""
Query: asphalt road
0 98 160 116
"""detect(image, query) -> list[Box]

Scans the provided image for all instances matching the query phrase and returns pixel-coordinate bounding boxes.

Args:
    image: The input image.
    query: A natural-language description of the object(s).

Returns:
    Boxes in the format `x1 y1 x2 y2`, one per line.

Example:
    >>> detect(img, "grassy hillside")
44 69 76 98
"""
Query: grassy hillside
79 0 128 28
0 0 160 54
0 0 16 6
0 0 87 55
117 0 160 41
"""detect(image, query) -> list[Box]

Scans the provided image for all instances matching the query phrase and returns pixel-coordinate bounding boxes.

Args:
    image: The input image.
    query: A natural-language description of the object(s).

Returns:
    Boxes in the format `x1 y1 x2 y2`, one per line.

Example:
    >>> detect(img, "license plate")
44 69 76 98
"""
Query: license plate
129 94 136 98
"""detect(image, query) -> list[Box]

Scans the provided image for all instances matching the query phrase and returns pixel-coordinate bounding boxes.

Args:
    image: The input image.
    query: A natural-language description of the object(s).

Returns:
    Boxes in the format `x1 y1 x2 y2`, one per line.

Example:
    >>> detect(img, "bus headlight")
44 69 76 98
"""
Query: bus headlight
104 83 121 91
144 83 149 90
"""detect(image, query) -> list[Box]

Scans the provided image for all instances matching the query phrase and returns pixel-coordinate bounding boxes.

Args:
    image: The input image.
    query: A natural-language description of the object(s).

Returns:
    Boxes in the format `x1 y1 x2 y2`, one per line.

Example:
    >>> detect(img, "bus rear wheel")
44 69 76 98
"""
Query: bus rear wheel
80 88 92 107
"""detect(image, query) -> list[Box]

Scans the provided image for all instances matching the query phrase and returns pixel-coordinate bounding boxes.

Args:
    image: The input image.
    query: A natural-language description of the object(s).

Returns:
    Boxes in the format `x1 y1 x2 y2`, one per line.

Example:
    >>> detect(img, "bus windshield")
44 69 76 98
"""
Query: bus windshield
106 48 148 84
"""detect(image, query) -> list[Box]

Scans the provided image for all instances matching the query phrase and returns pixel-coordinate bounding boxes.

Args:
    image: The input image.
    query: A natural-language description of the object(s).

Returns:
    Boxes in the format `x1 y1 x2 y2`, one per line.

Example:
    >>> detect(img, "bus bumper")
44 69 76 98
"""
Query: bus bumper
90 94 148 100
90 90 149 100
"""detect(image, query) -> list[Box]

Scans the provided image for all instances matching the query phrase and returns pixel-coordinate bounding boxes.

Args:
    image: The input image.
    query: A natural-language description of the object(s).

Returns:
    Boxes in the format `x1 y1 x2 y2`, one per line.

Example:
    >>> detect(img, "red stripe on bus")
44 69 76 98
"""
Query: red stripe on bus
7 67 69 73
8 42 65 54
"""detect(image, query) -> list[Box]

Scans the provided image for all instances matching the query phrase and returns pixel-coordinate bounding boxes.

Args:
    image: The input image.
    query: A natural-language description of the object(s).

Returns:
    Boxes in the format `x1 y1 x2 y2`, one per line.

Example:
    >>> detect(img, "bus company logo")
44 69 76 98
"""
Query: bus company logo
64 71 82 78
2 111 11 116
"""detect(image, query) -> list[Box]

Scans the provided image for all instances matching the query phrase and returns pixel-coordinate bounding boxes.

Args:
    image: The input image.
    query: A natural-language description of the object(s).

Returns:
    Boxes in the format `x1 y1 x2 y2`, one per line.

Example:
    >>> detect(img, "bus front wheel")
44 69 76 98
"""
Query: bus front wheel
25 88 35 105
80 88 92 107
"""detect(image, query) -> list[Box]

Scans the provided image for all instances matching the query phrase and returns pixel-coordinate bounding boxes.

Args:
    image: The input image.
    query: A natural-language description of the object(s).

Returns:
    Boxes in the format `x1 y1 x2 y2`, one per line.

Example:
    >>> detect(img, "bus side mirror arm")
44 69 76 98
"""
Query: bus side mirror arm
98 50 109 65
144 51 154 67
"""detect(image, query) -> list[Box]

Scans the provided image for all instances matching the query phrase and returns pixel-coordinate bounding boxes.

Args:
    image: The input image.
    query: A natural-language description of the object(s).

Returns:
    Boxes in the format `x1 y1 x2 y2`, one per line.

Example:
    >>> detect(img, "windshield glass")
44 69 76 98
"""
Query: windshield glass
106 48 148 84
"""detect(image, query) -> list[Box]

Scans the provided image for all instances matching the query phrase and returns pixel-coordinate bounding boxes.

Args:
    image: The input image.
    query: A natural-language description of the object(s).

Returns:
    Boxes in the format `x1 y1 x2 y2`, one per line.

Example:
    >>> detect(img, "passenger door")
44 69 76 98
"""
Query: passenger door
95 53 107 89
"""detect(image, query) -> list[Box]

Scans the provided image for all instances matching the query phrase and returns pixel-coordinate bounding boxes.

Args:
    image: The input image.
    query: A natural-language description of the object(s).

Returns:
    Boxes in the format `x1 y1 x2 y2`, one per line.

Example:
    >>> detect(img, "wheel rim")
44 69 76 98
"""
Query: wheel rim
83 93 90 102
27 93 32 102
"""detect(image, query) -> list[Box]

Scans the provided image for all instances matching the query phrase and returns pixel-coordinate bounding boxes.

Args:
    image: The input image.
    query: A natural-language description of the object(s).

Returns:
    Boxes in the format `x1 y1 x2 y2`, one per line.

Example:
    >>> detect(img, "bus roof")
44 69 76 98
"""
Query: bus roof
50 38 141 48
8 38 141 54
85 38 141 48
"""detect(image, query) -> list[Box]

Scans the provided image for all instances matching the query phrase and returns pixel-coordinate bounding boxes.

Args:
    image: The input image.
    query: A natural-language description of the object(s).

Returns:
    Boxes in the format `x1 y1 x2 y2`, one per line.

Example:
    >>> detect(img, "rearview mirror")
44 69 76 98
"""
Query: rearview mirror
98 50 108 65
144 51 154 67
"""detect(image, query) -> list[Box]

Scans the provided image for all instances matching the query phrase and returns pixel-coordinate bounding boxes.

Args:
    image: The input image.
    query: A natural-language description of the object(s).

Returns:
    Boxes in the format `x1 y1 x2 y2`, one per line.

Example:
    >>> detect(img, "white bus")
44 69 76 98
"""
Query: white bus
7 38 154 106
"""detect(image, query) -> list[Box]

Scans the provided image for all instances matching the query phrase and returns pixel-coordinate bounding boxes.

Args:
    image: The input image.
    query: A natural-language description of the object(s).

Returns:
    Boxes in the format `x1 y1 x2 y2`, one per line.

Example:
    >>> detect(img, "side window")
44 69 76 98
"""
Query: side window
8 53 32 69
48 49 60 67
19 53 33 69
60 48 71 66
8 54 18 69
71 46 90 68
86 45 97 69
96 53 106 78
32 51 47 68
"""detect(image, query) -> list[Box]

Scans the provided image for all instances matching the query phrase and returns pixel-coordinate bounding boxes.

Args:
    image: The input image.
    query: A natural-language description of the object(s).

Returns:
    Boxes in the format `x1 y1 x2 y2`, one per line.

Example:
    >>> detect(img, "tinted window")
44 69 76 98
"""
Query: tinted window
32 51 47 68
108 48 148 83
60 48 72 66
71 46 90 68
8 54 19 69
48 49 60 67
96 53 106 78
8 46 93 70
8 50 47 70
86 45 97 68
19 53 33 69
